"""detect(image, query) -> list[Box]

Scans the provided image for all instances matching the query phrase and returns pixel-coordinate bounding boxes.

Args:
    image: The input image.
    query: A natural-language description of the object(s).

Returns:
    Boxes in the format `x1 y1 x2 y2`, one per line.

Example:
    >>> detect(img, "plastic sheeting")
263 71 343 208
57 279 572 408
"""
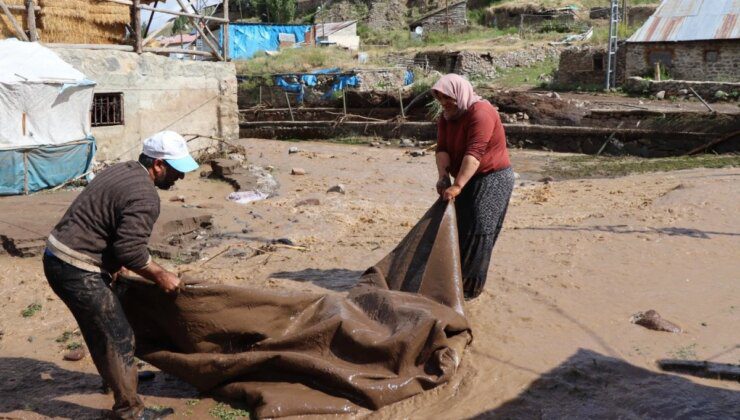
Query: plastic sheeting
0 138 95 195
0 39 87 84
121 200 470 418
221 24 312 59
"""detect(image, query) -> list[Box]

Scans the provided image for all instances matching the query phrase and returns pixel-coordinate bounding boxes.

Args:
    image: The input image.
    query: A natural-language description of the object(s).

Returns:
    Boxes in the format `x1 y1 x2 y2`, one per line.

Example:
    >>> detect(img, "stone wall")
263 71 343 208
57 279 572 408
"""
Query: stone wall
625 40 740 82
318 0 406 30
411 1 467 33
416 45 561 80
554 45 626 88
623 77 740 102
589 5 657 26
53 48 238 162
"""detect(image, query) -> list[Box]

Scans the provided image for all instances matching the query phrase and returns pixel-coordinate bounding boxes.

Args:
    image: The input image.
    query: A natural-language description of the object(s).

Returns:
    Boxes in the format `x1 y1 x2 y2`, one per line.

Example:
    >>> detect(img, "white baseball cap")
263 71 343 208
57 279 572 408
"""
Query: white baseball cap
142 131 199 173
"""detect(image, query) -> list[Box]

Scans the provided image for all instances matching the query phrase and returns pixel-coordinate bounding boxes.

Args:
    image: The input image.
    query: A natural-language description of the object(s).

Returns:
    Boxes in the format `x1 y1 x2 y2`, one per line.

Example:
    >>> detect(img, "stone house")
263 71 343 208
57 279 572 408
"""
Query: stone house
554 45 626 88
625 0 740 81
409 0 467 34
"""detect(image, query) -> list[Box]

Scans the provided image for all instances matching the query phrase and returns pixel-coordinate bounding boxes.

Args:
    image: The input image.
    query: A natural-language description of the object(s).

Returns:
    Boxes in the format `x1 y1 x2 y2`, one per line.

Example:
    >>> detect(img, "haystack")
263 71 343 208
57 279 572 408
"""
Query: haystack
1 0 158 44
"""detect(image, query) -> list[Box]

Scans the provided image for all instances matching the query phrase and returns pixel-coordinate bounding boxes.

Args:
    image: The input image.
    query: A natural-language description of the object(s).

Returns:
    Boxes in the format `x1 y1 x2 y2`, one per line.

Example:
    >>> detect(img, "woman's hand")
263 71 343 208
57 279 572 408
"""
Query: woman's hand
442 185 462 201
436 176 451 195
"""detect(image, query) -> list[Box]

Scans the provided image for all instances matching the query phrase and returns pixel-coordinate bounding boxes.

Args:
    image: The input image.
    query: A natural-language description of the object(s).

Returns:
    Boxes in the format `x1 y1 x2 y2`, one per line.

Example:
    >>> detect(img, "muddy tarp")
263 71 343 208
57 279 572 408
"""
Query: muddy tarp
120 201 472 418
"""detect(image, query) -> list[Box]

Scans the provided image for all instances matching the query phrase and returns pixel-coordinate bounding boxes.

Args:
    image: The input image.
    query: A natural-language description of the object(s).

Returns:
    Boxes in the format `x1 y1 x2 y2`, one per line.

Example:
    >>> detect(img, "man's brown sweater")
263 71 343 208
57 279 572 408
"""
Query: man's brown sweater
47 161 160 274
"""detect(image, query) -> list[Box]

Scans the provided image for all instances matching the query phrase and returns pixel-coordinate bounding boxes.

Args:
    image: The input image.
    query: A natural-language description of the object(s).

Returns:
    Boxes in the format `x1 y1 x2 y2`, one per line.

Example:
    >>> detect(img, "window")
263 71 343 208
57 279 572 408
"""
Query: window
648 50 672 67
704 50 719 63
593 54 604 71
91 92 124 127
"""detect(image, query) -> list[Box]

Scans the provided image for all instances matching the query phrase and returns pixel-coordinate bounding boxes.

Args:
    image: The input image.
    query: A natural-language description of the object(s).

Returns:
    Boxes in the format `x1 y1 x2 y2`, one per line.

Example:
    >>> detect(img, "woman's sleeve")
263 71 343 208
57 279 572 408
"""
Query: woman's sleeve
436 118 447 153
465 107 496 160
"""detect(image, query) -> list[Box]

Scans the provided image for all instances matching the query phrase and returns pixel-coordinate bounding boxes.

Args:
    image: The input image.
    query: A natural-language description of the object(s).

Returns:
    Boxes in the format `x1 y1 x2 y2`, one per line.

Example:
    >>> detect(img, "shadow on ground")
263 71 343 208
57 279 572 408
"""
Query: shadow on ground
472 349 740 419
0 357 198 419
270 268 365 291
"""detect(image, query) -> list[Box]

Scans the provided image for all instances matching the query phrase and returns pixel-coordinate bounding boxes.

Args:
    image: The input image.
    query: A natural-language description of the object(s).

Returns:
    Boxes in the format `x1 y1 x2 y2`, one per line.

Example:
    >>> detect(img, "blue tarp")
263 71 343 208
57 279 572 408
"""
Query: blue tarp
0 137 96 195
221 24 312 59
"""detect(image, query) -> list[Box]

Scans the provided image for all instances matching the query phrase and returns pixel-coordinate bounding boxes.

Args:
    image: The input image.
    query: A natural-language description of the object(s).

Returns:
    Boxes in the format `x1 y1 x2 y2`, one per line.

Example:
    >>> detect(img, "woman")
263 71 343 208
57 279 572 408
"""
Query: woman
432 74 515 300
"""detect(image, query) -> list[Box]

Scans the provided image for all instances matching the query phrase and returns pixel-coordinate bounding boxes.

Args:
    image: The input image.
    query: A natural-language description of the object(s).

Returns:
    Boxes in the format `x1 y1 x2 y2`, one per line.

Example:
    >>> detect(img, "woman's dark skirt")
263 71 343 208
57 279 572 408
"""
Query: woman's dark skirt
455 167 515 299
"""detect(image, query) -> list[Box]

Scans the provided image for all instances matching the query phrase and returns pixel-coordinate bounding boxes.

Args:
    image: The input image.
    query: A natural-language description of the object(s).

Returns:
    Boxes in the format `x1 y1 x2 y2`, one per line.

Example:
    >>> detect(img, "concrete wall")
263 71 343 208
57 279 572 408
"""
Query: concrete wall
625 40 740 82
53 48 238 162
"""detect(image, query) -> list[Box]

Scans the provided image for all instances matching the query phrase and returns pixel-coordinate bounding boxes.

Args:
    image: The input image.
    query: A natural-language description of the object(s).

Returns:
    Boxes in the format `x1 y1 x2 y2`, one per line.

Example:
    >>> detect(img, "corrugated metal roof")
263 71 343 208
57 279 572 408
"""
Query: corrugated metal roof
627 0 740 42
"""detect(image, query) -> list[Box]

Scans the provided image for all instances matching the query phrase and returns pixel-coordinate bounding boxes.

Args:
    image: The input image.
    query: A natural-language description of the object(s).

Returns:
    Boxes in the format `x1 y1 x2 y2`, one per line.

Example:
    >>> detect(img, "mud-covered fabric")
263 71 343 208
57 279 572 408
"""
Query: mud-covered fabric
455 167 515 298
119 201 472 418
43 253 144 419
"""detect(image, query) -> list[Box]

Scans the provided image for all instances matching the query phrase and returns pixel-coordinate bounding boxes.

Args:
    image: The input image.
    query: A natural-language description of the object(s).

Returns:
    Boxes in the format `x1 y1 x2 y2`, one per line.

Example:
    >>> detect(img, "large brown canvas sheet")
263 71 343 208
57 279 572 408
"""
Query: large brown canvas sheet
120 201 472 418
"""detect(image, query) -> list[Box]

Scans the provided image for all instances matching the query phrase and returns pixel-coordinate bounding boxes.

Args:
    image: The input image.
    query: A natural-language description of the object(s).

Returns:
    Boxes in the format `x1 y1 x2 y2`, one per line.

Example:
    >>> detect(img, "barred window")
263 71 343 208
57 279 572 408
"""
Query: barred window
91 92 124 127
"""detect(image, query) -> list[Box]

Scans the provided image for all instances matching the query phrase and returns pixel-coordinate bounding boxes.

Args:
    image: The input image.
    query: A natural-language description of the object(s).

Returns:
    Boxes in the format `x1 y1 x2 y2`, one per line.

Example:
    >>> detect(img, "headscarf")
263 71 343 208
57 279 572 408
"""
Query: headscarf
431 74 483 120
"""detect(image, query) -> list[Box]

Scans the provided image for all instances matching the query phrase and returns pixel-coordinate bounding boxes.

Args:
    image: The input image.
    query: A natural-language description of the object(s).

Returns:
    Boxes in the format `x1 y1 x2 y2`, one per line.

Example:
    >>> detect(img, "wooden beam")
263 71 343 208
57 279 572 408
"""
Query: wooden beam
223 0 229 60
143 47 217 57
6 4 39 11
44 43 135 51
132 0 142 53
138 3 228 22
25 0 37 42
174 0 223 61
143 0 159 38
0 0 30 41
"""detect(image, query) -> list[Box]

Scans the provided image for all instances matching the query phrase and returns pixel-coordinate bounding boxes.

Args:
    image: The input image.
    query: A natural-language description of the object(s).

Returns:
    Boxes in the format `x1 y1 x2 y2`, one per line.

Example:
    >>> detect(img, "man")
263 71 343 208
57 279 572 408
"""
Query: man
43 131 199 420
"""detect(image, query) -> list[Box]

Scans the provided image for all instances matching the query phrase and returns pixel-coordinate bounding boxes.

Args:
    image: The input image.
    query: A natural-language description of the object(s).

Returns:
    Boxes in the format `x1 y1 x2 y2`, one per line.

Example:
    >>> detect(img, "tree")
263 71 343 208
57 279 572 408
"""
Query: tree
254 0 295 23
171 16 191 45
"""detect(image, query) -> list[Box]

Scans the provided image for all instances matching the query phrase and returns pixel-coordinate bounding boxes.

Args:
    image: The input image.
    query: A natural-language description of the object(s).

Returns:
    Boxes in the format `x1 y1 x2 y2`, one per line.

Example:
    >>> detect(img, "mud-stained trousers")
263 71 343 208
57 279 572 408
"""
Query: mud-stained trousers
43 251 144 419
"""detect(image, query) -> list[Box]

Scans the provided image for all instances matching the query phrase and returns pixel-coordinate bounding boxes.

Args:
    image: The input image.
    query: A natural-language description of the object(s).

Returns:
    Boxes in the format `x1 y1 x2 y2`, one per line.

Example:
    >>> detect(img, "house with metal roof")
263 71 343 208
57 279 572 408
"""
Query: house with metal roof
624 0 739 81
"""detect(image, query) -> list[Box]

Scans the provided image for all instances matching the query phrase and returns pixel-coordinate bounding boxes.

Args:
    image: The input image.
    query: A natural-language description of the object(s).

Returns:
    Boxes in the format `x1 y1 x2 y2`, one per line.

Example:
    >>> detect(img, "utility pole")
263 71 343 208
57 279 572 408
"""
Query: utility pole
605 0 619 90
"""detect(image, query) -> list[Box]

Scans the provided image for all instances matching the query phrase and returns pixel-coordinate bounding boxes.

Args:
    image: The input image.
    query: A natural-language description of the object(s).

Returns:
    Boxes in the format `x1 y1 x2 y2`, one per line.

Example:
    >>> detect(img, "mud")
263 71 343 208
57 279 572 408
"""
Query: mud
0 140 738 419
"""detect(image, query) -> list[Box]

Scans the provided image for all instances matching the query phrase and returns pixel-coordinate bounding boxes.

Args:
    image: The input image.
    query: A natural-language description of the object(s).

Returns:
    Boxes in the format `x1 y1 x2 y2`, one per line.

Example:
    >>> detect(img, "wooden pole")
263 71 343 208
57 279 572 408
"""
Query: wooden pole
25 0 37 41
223 0 229 60
689 87 715 113
285 92 295 121
137 3 227 22
132 0 142 53
654 62 660 81
143 47 219 57
0 0 30 41
399 89 405 119
259 85 262 106
143 0 159 38
174 0 224 61
342 88 347 116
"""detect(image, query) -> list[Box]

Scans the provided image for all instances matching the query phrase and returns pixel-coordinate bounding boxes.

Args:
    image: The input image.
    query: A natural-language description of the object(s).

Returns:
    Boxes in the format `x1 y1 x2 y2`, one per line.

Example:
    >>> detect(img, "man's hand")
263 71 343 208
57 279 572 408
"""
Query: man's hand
443 185 462 201
436 176 451 195
155 271 182 294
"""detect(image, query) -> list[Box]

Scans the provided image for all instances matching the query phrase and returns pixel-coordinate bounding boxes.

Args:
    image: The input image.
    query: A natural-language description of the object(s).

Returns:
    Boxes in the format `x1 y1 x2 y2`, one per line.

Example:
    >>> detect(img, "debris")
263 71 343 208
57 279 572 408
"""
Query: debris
40 372 53 381
225 248 249 258
658 359 740 381
630 310 682 333
538 176 555 184
295 198 320 207
678 89 689 96
400 138 415 148
63 347 86 361
513 172 521 180
370 142 381 148
169 195 186 203
410 150 426 157
714 90 728 100
655 91 666 100
200 170 212 178
291 168 306 175
288 146 300 154
548 92 561 100
210 159 241 177
272 238 295 246
327 184 346 194
228 191 269 204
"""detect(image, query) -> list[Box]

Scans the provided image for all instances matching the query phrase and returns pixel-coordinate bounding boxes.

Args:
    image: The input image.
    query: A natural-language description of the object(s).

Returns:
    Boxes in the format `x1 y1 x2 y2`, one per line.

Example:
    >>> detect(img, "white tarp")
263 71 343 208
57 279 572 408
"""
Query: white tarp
0 39 94 150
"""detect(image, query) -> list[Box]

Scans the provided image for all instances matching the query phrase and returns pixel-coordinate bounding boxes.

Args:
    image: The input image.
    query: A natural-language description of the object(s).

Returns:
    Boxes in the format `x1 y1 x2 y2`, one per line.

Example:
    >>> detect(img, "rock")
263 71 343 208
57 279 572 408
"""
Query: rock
548 92 561 100
295 198 320 207
288 146 300 154
327 184 346 194
200 170 212 178
370 142 381 148
655 91 666 100
714 90 728 100
538 176 555 184
40 372 53 381
678 89 689 95
522 113 529 121
169 195 186 203
630 309 682 333
400 138 415 148
291 168 306 175
63 347 86 361
513 172 521 180
272 238 295 246
410 150 426 157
